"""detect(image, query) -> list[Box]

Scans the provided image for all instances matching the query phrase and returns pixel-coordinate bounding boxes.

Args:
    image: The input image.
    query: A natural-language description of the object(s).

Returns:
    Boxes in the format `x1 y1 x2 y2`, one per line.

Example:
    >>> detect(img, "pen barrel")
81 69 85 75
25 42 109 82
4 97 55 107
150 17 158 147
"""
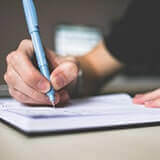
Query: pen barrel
40 65 55 101
22 0 55 103
22 0 39 34
39 65 51 82
31 31 55 101
31 31 50 81
31 32 48 69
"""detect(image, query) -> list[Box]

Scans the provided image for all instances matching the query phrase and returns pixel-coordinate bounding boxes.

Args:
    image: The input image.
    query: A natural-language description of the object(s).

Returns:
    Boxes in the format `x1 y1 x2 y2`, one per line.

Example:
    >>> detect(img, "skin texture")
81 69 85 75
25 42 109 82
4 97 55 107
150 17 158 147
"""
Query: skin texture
133 89 160 108
77 41 123 96
4 40 123 106
4 39 160 108
4 39 79 106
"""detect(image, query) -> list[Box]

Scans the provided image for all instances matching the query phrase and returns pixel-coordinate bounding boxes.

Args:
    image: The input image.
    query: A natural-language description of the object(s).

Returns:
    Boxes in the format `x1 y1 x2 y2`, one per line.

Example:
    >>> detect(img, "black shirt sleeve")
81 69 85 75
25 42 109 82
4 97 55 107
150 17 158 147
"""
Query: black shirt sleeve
106 0 160 69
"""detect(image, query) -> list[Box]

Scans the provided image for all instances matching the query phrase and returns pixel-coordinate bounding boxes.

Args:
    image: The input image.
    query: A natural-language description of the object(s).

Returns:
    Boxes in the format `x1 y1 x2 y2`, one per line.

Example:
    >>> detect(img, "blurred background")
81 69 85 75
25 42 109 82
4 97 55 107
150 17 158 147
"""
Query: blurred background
0 0 160 96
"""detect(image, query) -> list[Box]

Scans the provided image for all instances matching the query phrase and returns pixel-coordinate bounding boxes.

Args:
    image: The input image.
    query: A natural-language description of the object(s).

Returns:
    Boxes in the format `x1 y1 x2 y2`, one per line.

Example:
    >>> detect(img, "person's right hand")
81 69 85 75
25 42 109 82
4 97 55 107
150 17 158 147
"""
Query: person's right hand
4 40 79 106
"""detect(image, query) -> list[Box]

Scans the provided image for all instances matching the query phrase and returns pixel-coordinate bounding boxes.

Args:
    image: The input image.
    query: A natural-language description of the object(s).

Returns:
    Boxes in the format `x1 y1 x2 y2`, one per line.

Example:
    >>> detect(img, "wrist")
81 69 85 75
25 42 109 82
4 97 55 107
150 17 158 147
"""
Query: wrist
75 55 102 97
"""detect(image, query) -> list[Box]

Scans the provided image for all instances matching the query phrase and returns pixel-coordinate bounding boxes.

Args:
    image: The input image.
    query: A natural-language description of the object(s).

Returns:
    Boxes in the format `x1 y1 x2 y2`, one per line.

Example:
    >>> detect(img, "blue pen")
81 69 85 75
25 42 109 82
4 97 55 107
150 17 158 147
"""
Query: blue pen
22 0 55 106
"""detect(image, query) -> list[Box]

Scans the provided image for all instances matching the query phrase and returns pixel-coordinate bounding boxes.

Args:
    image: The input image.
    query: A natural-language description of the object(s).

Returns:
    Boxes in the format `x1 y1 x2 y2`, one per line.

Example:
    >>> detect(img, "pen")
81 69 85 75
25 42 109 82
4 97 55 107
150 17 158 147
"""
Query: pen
22 0 55 106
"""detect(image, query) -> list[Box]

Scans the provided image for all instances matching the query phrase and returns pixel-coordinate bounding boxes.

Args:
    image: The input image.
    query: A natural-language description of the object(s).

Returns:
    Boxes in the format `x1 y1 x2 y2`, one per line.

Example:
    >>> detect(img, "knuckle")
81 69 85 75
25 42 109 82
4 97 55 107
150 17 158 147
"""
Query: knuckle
6 69 13 80
12 51 21 62
6 54 11 64
4 73 9 83
20 39 32 46
20 39 33 52
6 51 19 65
6 52 15 64
4 73 10 83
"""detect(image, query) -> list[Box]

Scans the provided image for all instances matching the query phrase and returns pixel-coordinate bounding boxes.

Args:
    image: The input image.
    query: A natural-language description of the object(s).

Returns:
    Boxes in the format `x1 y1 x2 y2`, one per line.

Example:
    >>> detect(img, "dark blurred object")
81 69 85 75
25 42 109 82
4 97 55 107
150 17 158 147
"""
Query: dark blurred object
123 64 160 77
106 0 160 77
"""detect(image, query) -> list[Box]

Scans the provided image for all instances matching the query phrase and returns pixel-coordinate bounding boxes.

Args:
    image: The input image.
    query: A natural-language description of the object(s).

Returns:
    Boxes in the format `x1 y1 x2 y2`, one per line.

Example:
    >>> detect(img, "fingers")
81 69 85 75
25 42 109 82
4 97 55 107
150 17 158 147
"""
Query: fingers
144 99 160 108
4 64 70 106
4 65 51 104
6 39 51 93
5 39 76 106
50 61 79 90
133 89 160 104
134 94 144 99
4 65 70 106
133 89 160 108
8 87 51 105
8 86 69 106
17 39 34 57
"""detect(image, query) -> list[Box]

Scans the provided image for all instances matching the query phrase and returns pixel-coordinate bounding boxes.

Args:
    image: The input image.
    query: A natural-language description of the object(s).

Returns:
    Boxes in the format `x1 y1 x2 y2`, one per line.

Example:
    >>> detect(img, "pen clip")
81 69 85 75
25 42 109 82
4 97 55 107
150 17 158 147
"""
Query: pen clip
22 0 39 34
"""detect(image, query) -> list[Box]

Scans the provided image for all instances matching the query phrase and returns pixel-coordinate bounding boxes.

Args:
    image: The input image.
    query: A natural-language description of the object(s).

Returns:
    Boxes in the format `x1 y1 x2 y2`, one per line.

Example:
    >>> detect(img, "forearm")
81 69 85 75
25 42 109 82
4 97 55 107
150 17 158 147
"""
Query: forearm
76 41 123 96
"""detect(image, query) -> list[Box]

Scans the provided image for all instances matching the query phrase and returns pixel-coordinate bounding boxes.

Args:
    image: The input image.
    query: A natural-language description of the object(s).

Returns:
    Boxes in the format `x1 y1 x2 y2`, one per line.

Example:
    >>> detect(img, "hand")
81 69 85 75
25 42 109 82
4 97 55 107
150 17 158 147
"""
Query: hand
4 39 79 106
133 89 160 108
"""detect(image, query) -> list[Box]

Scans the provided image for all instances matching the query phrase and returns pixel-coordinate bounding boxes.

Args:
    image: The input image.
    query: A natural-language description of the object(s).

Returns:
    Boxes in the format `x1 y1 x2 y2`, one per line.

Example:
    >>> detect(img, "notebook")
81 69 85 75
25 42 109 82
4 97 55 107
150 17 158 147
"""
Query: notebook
0 93 160 135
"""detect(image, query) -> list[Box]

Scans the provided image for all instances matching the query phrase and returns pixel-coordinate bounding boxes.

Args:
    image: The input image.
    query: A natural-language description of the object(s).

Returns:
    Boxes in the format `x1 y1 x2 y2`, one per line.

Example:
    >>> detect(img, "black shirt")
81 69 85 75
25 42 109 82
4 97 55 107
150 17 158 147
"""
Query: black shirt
106 0 160 75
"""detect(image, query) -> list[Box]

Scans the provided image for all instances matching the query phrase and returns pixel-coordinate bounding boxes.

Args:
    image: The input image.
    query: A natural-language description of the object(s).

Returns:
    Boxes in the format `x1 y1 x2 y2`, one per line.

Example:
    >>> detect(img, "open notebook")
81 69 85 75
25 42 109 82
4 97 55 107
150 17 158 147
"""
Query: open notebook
0 94 160 135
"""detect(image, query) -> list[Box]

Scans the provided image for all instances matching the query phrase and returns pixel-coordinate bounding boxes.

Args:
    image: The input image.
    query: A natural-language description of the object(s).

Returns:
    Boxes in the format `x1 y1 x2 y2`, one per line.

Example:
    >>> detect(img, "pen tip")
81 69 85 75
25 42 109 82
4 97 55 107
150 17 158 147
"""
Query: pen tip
51 101 55 107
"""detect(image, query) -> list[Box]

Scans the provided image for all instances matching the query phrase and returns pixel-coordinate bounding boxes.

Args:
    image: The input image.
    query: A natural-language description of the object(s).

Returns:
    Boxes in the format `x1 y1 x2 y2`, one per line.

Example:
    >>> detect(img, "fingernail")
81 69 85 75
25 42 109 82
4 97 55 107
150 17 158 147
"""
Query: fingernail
37 79 50 93
133 96 147 104
51 75 65 90
133 100 139 105
133 98 143 104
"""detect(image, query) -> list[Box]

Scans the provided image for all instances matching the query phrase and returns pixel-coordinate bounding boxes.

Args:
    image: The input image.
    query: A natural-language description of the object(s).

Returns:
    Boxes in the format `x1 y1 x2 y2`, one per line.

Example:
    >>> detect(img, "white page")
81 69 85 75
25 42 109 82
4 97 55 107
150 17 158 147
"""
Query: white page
1 94 160 133
1 93 160 118
0 94 133 117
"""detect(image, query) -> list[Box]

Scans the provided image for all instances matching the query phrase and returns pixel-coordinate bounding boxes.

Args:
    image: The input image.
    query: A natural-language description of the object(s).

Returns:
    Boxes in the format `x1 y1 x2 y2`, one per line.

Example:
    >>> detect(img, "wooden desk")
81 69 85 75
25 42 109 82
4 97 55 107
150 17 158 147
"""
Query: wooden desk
1 76 160 160
0 122 160 160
